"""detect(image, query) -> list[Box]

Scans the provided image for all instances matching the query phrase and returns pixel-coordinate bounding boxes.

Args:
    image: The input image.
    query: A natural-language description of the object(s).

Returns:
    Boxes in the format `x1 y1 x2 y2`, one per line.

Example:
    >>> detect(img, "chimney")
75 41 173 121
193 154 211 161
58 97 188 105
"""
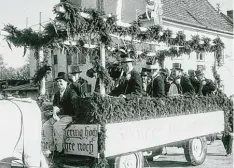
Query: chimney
227 10 233 19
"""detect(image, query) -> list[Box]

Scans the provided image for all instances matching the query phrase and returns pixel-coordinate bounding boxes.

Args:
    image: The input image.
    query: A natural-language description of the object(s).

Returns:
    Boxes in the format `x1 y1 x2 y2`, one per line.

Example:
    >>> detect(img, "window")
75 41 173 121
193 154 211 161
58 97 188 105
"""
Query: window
78 52 86 64
196 52 205 61
53 55 58 65
197 65 206 71
67 54 72 66
97 0 104 11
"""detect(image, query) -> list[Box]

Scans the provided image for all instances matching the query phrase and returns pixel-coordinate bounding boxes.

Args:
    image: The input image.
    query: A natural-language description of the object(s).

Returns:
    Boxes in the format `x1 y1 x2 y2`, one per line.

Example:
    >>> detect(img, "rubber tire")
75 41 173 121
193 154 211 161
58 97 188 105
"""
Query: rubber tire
184 137 207 166
114 152 144 168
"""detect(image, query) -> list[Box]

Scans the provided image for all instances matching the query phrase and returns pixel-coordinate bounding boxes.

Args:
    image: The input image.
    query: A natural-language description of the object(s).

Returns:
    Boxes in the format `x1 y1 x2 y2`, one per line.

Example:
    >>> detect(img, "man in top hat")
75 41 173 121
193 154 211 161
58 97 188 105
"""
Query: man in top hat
110 56 142 97
195 69 216 96
145 63 165 98
171 63 195 95
43 72 79 155
69 66 88 98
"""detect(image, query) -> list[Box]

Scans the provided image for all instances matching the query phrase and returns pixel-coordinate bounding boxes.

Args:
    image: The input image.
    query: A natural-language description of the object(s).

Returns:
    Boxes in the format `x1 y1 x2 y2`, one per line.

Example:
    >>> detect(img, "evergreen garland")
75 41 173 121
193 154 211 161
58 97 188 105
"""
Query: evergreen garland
3 0 226 66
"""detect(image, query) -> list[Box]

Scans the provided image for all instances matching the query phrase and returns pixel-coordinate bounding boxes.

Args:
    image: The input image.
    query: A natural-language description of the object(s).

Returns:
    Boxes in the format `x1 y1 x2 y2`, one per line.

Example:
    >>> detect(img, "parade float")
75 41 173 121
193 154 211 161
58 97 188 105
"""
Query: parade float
3 1 233 168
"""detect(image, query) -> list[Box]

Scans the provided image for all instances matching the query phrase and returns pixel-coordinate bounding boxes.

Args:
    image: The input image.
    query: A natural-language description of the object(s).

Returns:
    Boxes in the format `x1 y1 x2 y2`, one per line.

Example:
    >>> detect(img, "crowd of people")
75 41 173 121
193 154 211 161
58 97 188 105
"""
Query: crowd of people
41 49 232 158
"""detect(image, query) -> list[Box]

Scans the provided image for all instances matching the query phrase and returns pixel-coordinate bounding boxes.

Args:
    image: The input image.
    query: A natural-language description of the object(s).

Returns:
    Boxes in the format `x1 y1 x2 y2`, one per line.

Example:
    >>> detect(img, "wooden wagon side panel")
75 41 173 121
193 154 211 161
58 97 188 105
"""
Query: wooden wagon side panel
104 111 224 157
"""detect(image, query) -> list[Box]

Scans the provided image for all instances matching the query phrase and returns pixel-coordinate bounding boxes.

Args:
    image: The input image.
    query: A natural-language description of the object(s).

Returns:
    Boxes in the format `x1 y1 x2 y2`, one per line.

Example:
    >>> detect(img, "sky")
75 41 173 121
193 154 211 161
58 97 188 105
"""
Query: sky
0 0 233 68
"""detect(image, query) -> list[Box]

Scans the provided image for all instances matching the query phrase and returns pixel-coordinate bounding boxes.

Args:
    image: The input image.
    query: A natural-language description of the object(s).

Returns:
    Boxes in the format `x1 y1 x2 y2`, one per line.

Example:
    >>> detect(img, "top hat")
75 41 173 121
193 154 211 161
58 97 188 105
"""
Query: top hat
171 63 183 71
70 65 82 74
195 70 204 76
55 72 68 82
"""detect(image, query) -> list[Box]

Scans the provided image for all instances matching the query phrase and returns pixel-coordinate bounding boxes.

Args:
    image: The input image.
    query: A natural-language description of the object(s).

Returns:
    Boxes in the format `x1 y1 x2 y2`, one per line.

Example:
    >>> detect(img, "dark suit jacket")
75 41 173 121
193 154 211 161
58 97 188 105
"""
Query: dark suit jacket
147 75 165 98
202 79 216 96
110 69 142 96
70 77 88 98
180 75 195 95
53 86 78 116
189 76 201 94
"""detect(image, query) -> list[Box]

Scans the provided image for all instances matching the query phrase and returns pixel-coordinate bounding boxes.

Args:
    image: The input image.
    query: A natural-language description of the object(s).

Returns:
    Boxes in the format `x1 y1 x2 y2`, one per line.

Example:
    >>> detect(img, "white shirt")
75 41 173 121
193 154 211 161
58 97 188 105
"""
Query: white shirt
59 87 66 99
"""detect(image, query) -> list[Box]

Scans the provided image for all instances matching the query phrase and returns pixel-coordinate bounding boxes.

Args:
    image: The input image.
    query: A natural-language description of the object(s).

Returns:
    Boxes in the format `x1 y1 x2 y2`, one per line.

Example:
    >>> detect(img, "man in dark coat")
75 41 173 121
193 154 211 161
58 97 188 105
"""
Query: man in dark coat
68 66 88 98
188 69 200 94
141 68 148 96
171 63 195 95
110 57 142 97
195 70 216 96
43 72 79 154
146 64 165 98
159 68 170 95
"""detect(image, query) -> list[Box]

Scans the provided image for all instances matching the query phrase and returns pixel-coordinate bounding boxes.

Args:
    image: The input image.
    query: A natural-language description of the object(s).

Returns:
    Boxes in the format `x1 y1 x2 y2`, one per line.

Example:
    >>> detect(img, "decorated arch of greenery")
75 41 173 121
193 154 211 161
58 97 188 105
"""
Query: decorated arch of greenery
3 1 232 167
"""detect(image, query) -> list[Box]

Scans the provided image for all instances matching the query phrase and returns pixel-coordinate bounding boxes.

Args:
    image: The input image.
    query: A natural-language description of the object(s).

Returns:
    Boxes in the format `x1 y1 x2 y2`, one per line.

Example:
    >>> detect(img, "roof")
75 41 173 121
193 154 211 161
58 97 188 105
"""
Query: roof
4 83 38 92
139 0 233 33
164 0 233 32
220 12 233 25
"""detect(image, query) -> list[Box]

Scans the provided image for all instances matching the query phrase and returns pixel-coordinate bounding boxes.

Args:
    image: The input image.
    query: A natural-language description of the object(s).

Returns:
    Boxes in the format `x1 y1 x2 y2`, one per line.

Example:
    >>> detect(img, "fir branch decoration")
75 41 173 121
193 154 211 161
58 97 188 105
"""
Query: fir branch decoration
75 93 233 134
3 0 226 69
211 37 225 66
33 65 52 84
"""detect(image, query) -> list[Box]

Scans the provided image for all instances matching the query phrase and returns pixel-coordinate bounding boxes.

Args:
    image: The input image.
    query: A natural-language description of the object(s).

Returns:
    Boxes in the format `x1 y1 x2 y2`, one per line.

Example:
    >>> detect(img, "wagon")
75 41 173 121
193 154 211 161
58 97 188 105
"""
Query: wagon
41 94 228 168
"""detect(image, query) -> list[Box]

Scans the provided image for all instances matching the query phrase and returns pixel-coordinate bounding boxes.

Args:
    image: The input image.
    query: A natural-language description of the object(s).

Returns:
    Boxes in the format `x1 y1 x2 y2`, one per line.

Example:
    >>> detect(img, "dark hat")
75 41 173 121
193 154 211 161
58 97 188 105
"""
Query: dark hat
120 57 134 63
141 71 148 76
141 68 148 76
86 68 96 78
171 63 183 71
195 70 204 76
145 63 158 70
55 72 68 82
160 68 169 75
70 65 82 74
188 69 195 76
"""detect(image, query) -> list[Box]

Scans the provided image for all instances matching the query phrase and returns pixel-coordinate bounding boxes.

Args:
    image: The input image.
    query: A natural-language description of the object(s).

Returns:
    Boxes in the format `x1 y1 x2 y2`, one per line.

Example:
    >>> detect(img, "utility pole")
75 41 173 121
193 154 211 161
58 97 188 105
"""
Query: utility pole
116 0 122 21
38 12 46 96
39 12 42 32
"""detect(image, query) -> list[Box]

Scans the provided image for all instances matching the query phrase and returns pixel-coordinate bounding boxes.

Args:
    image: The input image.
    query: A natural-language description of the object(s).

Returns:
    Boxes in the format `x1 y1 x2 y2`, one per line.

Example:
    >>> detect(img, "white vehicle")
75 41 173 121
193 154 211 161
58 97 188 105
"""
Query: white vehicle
0 97 48 168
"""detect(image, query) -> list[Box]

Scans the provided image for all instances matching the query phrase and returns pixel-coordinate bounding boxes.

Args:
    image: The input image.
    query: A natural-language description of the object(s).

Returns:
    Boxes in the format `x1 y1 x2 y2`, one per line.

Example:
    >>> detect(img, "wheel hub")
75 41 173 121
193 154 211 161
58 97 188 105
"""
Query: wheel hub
192 138 202 158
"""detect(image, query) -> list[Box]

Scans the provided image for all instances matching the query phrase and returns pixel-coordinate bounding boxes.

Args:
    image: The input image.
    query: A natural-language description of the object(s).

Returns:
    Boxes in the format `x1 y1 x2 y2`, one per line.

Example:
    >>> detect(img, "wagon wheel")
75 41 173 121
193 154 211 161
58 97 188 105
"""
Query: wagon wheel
115 152 144 168
184 137 207 166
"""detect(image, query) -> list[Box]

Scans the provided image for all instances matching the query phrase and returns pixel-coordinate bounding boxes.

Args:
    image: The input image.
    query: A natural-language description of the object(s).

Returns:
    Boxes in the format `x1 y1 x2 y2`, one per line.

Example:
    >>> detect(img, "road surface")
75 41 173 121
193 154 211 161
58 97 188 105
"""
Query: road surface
145 140 233 168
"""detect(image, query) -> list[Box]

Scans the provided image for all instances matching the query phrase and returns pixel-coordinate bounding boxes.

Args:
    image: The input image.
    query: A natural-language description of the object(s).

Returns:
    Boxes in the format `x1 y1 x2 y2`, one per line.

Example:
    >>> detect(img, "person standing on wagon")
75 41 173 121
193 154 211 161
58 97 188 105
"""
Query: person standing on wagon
68 66 88 98
110 54 142 97
195 70 216 96
171 63 195 95
145 63 165 98
43 72 78 155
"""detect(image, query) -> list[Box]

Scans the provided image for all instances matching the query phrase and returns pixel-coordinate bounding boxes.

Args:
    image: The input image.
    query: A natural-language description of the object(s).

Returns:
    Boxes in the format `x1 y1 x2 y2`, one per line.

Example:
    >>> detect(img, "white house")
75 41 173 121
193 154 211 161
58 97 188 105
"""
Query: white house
29 0 234 96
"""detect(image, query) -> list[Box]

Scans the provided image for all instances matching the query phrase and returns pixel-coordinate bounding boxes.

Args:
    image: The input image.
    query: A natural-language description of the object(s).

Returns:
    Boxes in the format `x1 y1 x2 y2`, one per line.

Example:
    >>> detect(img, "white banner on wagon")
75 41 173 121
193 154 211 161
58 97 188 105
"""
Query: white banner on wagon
104 111 225 157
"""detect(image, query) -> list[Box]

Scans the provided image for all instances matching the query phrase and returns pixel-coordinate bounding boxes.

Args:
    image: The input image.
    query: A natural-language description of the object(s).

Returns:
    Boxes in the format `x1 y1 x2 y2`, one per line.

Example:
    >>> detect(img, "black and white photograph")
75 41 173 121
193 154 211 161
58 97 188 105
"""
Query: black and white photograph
0 0 233 168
